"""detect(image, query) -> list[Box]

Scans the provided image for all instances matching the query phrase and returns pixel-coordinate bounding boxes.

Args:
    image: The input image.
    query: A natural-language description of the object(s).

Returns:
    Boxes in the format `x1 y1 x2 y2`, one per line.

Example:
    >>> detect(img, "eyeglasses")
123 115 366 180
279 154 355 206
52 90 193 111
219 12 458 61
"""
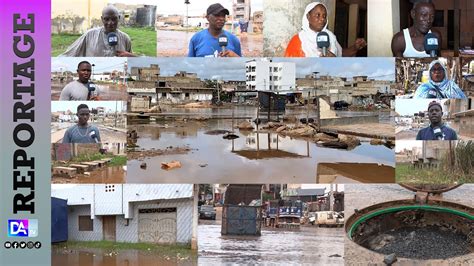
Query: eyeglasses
430 67 444 73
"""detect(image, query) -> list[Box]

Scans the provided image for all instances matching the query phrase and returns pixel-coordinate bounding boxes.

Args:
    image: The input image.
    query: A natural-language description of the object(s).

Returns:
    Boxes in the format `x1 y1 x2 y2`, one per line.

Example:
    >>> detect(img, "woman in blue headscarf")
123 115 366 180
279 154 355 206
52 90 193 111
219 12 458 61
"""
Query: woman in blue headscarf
414 60 466 99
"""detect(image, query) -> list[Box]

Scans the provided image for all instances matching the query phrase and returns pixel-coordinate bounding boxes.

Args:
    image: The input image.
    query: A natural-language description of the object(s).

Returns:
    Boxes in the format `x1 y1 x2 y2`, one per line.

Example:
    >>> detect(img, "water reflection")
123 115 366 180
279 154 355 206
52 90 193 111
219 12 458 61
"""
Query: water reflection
199 225 344 265
127 119 394 183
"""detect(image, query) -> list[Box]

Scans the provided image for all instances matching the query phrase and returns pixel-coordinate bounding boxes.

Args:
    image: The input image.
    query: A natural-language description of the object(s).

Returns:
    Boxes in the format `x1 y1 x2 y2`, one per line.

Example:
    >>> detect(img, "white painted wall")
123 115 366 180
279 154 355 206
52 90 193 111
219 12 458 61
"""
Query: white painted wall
368 0 400 57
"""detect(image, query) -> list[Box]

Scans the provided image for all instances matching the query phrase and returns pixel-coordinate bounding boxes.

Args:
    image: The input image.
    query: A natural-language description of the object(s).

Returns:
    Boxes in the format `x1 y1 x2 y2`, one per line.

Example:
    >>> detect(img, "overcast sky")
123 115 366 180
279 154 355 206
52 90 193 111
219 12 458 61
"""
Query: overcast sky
109 0 263 16
396 99 448 116
127 57 395 81
395 140 422 153
52 57 127 73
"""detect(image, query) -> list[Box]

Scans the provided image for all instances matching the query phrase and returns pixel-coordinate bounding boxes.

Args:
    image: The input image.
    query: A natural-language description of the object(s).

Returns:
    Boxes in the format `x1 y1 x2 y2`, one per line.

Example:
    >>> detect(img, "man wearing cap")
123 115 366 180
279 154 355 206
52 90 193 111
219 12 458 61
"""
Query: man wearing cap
416 101 457 140
60 6 134 57
188 3 242 57
59 61 101 101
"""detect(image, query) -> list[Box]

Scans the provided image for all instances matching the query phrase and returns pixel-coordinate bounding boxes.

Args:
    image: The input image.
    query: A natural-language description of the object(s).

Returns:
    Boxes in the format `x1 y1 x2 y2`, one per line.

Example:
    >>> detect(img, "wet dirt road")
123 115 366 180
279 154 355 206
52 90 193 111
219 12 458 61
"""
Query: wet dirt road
198 224 344 265
344 184 474 265
126 120 394 184
157 30 263 57
52 245 196 266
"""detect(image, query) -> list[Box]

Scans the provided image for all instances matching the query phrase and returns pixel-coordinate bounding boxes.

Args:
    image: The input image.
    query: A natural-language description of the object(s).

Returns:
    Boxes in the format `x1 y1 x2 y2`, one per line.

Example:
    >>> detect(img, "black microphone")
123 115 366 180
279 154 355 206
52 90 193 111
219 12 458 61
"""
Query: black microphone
87 82 97 100
316 31 330 56
433 127 443 140
426 88 439 98
424 32 438 57
89 131 99 143
218 33 228 54
107 32 118 54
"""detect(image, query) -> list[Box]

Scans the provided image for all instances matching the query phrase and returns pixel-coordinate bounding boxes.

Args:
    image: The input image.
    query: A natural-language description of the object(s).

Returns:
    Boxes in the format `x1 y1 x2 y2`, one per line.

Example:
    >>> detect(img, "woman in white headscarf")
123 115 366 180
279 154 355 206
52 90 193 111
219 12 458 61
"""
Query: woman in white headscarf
285 2 366 57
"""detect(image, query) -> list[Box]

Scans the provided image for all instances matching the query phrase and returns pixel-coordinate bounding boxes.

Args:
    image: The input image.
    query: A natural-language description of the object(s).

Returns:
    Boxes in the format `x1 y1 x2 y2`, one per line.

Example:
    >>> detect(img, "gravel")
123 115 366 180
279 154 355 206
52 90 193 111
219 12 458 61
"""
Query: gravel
373 226 470 260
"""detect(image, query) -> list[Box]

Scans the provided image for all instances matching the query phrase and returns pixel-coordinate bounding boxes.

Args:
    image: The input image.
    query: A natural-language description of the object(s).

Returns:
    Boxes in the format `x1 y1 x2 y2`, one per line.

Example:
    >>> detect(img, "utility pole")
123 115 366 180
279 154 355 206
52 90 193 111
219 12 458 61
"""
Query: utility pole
123 61 128 85
91 64 95 81
185 0 190 27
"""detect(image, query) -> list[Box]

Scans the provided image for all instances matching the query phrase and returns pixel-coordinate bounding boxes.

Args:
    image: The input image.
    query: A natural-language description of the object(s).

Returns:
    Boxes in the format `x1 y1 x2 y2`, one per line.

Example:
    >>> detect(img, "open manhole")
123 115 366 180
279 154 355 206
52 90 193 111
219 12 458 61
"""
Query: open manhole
346 185 474 260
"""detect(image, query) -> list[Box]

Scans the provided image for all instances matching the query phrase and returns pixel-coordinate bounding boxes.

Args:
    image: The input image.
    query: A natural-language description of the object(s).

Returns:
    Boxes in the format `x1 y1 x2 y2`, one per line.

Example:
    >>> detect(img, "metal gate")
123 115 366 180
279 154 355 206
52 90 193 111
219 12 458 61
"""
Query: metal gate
221 205 262 236
138 208 177 244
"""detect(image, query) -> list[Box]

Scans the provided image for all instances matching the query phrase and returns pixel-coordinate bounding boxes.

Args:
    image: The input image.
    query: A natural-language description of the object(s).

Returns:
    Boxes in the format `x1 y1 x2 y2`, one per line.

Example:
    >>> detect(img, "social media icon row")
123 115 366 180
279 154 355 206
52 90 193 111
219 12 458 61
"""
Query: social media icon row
4 241 41 249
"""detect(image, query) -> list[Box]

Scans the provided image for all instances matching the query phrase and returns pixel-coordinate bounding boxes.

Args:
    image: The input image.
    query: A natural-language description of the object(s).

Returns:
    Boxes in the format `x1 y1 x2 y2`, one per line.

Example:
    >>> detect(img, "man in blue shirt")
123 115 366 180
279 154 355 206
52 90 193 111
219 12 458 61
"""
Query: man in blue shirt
188 3 241 57
416 101 457 140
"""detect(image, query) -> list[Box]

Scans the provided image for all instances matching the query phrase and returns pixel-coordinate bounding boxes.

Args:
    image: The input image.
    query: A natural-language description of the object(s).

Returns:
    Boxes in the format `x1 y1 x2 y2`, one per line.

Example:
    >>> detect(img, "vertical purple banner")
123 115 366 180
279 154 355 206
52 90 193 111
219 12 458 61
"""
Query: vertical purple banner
0 0 51 265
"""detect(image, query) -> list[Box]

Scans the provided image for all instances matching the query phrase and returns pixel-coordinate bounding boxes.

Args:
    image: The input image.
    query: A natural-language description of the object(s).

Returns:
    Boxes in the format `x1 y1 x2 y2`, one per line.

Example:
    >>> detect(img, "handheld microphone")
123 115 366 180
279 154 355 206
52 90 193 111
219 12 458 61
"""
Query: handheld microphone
316 31 330 57
218 33 228 54
424 32 438 57
107 32 118 54
433 127 443 140
89 131 99 143
87 82 97 100
426 88 439 98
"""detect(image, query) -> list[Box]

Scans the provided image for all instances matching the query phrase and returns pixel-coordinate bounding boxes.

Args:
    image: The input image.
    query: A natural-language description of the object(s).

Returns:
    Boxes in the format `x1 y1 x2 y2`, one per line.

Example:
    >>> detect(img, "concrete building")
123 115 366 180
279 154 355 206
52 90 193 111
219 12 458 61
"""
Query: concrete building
51 184 198 246
130 64 160 81
156 72 213 103
297 74 393 105
252 11 263 33
233 0 251 21
245 59 296 93
454 110 474 138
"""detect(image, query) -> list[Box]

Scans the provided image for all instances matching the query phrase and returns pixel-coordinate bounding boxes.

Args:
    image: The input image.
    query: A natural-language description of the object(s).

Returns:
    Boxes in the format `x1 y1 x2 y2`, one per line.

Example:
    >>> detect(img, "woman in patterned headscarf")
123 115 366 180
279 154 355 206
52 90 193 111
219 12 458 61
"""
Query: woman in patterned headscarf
414 60 466 99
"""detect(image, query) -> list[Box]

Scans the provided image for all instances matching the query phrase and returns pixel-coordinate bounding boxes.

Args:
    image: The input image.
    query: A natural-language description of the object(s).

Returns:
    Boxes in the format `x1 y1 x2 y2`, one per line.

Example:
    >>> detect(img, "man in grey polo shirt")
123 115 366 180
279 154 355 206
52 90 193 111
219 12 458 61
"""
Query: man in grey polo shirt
59 61 100 101
62 104 101 143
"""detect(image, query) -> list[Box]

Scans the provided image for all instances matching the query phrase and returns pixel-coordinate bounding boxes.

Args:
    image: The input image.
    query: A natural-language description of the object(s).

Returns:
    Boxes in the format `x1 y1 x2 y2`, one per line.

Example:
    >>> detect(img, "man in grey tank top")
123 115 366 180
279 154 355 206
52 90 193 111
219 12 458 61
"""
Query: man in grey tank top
62 104 101 144
391 1 442 57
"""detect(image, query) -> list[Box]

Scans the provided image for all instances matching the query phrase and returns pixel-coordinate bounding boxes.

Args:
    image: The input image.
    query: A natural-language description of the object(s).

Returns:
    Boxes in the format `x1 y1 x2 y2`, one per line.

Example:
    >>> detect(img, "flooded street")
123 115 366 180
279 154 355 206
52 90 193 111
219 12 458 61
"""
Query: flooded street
157 30 263 57
127 110 394 183
199 224 344 265
51 83 128 101
126 125 394 183
52 245 196 266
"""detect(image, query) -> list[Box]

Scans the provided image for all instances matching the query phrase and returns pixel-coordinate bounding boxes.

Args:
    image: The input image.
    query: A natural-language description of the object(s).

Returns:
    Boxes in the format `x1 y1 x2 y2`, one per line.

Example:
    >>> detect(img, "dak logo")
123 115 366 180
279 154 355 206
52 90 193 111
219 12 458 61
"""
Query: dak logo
8 220 38 237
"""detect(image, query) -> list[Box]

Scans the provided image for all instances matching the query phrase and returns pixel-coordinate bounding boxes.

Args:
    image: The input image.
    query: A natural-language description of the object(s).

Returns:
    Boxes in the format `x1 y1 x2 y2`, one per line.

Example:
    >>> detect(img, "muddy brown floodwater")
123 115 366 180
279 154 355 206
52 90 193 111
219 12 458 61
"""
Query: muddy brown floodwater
126 119 394 184
199 224 344 265
52 246 196 266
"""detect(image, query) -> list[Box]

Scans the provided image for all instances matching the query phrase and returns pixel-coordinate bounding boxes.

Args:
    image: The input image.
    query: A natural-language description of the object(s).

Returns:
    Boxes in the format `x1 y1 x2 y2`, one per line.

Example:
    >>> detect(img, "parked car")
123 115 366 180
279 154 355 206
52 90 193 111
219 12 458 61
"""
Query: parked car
309 211 344 227
334 101 349 110
199 205 216 220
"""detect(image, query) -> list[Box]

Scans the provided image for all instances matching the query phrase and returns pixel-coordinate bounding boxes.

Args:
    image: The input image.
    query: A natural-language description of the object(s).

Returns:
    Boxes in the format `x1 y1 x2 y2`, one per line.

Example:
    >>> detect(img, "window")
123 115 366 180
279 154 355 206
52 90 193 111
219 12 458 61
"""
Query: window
162 92 167 98
78 216 93 231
